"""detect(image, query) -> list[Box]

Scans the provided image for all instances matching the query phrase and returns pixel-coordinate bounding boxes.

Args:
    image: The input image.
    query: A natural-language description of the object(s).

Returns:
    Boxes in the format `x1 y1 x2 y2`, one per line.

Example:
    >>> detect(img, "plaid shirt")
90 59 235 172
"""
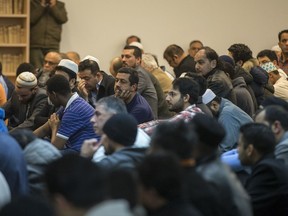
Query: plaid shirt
138 104 203 136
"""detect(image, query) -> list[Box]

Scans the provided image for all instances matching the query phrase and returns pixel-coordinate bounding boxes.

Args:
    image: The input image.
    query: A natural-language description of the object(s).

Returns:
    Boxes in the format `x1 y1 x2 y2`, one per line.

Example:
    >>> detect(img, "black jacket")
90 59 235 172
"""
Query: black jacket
87 71 115 107
174 55 196 78
245 154 288 216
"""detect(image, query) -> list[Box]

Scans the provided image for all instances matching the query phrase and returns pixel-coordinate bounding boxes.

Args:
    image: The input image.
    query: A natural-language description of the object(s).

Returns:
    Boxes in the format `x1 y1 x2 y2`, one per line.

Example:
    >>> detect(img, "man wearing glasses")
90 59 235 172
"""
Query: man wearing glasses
36 51 62 88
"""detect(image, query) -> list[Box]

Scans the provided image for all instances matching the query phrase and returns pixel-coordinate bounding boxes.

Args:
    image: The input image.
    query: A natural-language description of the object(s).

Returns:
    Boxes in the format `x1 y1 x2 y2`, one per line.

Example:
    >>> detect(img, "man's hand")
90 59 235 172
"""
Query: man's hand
49 0 57 7
48 113 60 132
114 89 131 103
80 138 101 158
77 80 89 100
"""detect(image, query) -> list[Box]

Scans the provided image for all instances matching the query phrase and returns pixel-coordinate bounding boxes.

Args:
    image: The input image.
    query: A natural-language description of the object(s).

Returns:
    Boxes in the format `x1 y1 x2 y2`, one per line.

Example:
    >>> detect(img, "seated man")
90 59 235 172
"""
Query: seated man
2 72 47 131
78 56 115 107
35 51 62 88
261 62 288 101
202 89 253 153
97 113 146 171
34 75 99 154
238 123 288 216
139 77 202 135
115 67 154 124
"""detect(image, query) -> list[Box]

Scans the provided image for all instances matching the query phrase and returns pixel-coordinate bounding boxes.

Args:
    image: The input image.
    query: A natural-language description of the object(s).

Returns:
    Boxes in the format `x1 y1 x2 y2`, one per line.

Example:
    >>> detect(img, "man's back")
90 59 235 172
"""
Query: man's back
197 157 252 216
56 95 99 152
218 98 253 152
174 55 196 78
136 66 158 118
245 155 288 216
97 147 146 171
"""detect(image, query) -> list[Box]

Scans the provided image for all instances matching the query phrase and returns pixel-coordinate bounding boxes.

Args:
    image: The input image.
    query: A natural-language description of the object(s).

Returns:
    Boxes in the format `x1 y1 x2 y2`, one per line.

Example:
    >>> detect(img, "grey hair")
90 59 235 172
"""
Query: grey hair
96 96 127 114
141 53 158 72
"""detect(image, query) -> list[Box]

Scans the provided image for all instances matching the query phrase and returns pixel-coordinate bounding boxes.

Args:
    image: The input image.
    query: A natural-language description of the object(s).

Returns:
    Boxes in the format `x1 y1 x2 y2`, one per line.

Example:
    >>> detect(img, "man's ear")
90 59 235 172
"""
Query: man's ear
131 83 137 91
32 86 38 94
96 71 102 79
246 144 254 157
271 120 282 135
210 100 219 110
210 59 217 69
236 60 243 66
183 94 190 103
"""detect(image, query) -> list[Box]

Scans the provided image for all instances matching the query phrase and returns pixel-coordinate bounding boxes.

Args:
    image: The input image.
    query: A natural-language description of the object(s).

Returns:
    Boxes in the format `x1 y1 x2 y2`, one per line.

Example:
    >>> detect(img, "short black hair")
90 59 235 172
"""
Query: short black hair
172 77 199 105
257 49 278 64
201 46 222 70
126 35 141 44
278 29 288 41
190 113 226 148
137 153 182 200
45 155 106 209
78 59 100 75
228 43 253 63
260 96 288 111
240 123 275 155
150 120 198 160
46 74 71 96
123 45 142 59
184 72 207 95
16 62 35 77
163 44 184 59
263 105 288 130
117 67 139 86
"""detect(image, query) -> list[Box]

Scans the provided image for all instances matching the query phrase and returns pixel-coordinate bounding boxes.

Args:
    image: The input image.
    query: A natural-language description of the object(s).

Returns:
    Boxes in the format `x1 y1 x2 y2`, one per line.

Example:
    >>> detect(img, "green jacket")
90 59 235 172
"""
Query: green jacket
30 0 68 49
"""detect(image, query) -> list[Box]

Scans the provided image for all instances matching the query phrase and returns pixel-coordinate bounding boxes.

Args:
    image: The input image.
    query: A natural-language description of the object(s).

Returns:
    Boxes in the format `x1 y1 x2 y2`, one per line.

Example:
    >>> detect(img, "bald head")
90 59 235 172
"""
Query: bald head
43 52 62 73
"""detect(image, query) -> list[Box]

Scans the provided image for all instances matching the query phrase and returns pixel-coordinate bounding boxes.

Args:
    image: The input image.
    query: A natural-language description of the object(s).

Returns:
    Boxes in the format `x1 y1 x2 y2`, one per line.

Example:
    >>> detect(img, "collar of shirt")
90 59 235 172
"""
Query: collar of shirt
96 78 103 91
64 92 79 112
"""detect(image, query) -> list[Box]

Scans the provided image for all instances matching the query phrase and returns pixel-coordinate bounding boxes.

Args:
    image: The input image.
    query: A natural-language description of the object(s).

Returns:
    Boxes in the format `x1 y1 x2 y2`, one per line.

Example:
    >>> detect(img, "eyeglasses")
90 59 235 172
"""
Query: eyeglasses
44 60 58 66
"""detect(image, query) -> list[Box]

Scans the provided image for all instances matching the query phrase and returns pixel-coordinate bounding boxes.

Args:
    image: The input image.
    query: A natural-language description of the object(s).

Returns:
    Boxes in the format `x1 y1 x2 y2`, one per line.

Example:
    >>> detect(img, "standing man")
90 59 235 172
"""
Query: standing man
164 44 196 78
278 29 288 75
30 0 68 69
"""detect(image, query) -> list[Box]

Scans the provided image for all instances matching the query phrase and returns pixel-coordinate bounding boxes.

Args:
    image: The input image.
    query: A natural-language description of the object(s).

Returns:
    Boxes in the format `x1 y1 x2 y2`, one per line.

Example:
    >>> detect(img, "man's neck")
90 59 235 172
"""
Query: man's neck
183 102 191 110
281 52 288 61
62 93 73 107
125 92 136 104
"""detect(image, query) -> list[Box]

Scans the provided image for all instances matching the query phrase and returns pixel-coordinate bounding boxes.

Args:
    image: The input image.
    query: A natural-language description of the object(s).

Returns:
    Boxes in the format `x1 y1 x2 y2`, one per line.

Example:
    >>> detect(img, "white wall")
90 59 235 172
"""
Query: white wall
60 0 288 73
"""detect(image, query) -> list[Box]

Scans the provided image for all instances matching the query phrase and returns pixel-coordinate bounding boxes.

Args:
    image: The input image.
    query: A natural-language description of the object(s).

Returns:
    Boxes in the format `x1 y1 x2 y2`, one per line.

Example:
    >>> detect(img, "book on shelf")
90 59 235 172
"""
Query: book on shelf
0 53 24 75
0 24 24 44
0 0 24 14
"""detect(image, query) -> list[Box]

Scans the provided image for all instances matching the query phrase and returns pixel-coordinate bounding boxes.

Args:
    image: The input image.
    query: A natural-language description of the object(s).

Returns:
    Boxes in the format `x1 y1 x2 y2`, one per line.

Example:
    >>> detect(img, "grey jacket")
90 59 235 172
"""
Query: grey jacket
197 155 253 216
24 138 61 196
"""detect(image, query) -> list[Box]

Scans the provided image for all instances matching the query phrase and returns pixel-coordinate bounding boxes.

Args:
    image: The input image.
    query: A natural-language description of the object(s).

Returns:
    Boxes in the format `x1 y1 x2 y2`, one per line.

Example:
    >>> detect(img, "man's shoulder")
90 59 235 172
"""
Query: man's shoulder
101 71 115 85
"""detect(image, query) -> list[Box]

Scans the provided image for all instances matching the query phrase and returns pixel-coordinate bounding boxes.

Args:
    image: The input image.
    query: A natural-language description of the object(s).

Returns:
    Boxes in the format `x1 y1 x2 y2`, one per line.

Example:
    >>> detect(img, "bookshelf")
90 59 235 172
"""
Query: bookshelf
0 0 29 81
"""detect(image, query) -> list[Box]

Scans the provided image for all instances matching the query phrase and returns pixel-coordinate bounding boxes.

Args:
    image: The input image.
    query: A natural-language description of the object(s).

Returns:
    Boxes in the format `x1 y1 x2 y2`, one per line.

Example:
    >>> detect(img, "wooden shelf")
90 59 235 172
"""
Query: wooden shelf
0 0 29 80
0 14 27 18
0 43 27 47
